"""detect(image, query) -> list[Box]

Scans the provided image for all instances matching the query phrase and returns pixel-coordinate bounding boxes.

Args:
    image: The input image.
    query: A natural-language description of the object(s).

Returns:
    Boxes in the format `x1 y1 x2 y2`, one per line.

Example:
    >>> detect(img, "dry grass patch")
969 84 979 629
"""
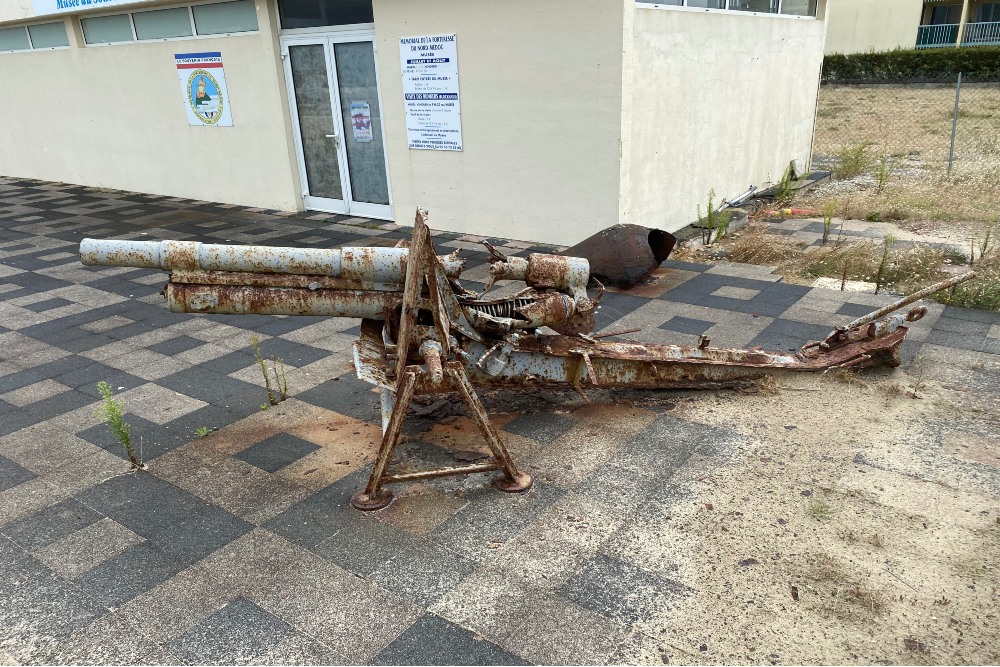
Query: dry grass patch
798 553 888 623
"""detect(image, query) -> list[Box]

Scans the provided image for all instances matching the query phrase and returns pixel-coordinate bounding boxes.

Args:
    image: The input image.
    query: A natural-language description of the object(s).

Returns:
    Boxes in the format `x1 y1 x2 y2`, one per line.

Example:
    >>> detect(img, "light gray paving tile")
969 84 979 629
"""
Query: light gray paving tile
79 316 134 334
255 557 421 664
503 594 629 666
429 569 541 644
113 565 234 648
33 518 145 579
0 479 75 529
0 380 71 408
116 383 208 426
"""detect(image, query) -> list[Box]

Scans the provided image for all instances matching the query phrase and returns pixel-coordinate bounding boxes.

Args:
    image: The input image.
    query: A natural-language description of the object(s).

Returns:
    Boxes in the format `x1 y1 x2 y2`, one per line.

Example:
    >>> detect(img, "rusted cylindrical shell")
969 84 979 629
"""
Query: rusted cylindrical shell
164 283 400 318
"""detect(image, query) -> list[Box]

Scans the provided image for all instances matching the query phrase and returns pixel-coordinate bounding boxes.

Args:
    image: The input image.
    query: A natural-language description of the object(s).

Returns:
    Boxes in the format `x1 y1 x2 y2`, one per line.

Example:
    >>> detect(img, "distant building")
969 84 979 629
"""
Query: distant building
826 0 1000 54
0 0 828 245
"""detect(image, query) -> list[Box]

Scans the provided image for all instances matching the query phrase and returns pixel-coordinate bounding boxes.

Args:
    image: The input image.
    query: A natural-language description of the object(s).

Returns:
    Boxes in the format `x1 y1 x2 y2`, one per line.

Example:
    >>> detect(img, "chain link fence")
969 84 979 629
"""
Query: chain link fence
811 76 1000 178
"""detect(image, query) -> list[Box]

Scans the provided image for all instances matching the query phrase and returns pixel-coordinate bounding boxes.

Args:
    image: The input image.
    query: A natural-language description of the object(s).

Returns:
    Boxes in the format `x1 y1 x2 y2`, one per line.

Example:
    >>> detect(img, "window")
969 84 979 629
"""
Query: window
0 21 69 52
780 0 816 16
929 5 962 24
192 0 259 35
637 0 815 16
0 27 32 51
133 7 194 40
82 14 134 44
278 0 374 29
729 0 778 13
81 1 260 46
977 2 1000 22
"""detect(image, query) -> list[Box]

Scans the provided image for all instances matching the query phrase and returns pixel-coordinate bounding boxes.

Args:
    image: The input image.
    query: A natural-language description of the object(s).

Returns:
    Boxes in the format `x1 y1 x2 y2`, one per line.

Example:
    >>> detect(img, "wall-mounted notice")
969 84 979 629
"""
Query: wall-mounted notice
351 102 373 142
399 34 463 151
175 52 233 127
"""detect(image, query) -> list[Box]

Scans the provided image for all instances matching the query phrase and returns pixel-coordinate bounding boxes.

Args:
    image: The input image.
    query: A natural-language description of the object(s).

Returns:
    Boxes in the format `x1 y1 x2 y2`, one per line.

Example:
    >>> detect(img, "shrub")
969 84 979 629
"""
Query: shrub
823 47 1000 81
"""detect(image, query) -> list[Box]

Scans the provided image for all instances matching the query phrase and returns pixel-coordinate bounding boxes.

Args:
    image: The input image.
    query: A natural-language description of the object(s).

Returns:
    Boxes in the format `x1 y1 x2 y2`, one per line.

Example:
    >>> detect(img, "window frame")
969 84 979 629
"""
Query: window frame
80 0 259 48
636 0 818 19
0 21 71 53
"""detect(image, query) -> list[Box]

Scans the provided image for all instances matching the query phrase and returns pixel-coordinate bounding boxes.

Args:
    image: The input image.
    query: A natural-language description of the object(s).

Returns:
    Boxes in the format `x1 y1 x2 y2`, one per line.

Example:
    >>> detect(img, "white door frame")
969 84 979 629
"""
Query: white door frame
280 28 393 220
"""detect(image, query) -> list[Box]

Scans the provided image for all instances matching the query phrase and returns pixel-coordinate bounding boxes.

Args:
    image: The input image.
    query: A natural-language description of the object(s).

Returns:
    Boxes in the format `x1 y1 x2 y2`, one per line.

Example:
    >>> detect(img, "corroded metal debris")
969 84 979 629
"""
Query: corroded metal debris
79 212 976 510
561 223 676 289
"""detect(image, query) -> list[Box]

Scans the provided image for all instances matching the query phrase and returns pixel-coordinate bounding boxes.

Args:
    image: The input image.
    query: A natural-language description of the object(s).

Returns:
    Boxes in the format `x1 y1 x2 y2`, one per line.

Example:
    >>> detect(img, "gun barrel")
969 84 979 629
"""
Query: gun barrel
843 271 977 330
79 239 464 282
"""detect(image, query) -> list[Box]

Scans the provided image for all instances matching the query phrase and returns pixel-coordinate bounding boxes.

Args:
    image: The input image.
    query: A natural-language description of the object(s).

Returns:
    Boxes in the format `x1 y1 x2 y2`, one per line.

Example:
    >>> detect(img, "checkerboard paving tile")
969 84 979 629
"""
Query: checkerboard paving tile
2 176 1000 664
234 433 321 473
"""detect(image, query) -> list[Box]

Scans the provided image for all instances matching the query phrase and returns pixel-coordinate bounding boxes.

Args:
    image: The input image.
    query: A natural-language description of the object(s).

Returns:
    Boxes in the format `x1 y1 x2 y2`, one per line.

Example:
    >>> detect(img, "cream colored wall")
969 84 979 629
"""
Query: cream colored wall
824 0 923 54
625 6 826 233
371 0 627 245
0 1 302 210
0 1 35 24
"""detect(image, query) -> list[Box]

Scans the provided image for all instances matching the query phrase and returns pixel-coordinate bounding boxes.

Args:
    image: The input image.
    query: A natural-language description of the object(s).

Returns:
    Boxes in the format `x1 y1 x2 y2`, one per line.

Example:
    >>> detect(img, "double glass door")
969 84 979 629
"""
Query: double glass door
282 35 391 219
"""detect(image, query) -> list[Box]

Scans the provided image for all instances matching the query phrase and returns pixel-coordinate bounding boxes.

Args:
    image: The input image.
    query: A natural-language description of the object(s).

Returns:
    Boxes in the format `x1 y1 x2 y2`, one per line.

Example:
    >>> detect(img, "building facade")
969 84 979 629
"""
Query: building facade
0 0 827 245
826 0 1000 54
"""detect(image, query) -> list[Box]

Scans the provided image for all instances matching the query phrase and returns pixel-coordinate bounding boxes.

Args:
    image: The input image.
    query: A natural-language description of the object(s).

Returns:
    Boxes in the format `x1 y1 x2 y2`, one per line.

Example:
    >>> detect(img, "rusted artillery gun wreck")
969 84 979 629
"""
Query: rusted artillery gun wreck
80 210 975 510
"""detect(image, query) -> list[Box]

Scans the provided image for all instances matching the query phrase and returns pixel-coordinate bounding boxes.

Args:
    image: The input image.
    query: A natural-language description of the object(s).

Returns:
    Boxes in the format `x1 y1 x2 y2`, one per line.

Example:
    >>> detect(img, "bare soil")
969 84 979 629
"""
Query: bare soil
640 369 1000 665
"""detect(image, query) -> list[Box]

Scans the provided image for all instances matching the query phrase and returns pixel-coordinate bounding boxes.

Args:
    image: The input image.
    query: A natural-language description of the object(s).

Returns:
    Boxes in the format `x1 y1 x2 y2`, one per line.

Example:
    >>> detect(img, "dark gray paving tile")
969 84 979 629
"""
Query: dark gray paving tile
430 482 565 559
295 375 381 423
312 516 420 577
940 304 1000 324
75 471 210 538
262 468 372 549
74 542 185 608
235 433 320 473
835 301 876 317
1 498 104 551
662 272 810 317
747 318 833 352
659 315 715 335
371 614 529 666
559 554 692 626
168 597 292 665
595 293 650 331
0 454 37 492
661 259 711 272
152 505 253 565
20 297 74 313
147 335 207 357
502 411 577 443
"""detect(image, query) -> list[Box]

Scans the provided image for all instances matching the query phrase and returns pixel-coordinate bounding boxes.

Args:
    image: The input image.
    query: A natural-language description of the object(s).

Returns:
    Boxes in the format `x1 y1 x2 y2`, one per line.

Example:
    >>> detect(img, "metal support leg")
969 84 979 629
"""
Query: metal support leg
445 362 533 494
351 369 418 511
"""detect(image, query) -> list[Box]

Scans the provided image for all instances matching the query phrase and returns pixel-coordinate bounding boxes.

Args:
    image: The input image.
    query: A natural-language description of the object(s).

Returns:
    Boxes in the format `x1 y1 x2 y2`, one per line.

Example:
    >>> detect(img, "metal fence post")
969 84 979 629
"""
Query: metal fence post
948 72 962 176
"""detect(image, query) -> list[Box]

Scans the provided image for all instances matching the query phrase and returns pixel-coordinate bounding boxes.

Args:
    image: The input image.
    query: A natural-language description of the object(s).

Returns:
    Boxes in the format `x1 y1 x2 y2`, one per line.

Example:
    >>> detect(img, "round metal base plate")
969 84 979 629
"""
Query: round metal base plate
492 471 533 494
350 488 394 511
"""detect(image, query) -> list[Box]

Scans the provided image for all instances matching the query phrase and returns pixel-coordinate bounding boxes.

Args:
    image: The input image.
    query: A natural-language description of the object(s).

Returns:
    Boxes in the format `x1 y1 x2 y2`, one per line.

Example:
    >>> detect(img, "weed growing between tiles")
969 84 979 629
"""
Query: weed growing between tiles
250 334 289 409
95 381 145 470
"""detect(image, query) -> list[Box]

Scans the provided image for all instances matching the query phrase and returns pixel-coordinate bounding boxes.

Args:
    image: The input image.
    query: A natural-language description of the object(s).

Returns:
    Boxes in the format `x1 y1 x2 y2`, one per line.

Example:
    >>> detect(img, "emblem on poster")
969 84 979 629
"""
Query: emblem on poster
351 102 373 142
175 52 233 127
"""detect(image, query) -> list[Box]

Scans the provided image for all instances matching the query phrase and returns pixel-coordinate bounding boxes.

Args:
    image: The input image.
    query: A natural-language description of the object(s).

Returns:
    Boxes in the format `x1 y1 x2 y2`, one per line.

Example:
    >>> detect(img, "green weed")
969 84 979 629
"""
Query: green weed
95 382 141 469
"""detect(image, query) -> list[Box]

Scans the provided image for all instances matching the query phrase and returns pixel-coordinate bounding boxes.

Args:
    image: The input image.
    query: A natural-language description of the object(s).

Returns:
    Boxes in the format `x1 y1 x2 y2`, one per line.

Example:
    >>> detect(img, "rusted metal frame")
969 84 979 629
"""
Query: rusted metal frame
393 211 429 389
381 461 503 483
351 367 419 510
445 361 532 493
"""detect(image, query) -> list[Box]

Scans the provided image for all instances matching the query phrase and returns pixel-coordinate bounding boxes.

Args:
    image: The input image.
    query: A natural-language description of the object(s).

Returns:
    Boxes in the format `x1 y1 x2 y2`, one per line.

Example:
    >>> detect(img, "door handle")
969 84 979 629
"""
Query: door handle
325 133 341 148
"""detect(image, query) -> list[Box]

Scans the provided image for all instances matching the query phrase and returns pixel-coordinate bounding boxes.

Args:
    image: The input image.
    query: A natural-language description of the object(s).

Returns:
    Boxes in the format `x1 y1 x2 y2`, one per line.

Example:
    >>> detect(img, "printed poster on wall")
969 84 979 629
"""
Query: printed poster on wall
175 52 233 127
351 102 373 142
399 34 463 151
